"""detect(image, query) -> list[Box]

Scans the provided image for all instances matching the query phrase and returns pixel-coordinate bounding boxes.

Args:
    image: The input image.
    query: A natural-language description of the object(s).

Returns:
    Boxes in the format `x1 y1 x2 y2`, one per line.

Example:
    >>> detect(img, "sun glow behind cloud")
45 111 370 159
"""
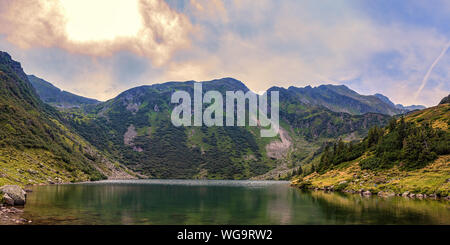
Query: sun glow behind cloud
0 0 448 105
0 0 192 66
60 0 143 42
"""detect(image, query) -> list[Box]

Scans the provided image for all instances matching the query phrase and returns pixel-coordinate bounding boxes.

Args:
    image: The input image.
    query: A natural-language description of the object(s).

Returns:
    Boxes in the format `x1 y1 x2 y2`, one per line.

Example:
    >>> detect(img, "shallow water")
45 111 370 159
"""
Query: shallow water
22 179 450 225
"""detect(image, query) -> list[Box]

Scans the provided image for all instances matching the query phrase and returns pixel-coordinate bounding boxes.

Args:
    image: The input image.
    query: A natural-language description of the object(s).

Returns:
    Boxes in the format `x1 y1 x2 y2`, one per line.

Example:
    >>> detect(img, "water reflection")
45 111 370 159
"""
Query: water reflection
22 180 449 225
307 191 450 224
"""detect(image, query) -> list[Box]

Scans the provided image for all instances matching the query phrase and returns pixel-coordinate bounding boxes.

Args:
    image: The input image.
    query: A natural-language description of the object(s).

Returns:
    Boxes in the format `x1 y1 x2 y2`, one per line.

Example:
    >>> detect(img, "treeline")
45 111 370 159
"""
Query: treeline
316 117 450 173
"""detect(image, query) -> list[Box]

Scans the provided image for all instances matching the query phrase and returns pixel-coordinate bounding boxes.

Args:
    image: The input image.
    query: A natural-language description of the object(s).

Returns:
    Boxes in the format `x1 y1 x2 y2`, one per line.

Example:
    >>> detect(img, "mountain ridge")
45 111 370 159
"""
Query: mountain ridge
0 51 427 181
439 94 450 105
282 84 410 115
57 76 392 179
27 75 100 108
24 68 402 179
30 73 423 117
0 52 136 186
374 93 426 111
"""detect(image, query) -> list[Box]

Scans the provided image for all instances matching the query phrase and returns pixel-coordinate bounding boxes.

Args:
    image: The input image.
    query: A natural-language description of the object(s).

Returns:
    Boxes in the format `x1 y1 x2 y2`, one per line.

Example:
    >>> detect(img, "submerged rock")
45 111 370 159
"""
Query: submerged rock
0 185 26 206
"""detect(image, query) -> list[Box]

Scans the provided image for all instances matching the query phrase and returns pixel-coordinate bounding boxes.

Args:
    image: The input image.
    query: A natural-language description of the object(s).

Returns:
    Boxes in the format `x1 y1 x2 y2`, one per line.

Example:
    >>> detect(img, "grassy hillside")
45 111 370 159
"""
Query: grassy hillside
0 52 135 186
293 155 449 197
292 104 450 198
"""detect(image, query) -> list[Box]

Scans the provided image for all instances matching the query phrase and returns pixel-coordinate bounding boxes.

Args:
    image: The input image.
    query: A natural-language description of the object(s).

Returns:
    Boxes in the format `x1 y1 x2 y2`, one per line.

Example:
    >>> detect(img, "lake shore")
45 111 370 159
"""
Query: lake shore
0 205 31 225
291 155 450 201
1 179 289 225
291 184 450 201
2 179 450 225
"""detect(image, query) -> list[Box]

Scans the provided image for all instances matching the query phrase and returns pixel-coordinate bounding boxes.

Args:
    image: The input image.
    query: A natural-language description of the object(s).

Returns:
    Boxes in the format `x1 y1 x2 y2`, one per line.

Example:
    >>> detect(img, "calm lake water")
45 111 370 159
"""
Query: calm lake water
22 179 450 225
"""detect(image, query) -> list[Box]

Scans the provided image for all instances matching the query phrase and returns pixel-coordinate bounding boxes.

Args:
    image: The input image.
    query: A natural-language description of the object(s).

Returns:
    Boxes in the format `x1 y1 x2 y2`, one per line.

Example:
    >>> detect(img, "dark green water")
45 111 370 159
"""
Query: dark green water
22 180 450 225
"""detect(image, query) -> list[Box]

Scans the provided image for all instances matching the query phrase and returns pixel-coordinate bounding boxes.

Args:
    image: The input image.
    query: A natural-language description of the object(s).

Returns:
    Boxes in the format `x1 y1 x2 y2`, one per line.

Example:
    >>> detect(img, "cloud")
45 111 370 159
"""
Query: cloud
0 0 448 106
0 0 67 48
166 0 449 106
414 41 450 99
188 0 227 21
0 0 193 65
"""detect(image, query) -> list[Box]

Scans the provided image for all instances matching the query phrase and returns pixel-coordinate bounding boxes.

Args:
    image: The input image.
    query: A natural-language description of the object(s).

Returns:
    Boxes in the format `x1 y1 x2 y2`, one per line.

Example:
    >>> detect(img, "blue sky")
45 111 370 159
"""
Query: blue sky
0 0 448 106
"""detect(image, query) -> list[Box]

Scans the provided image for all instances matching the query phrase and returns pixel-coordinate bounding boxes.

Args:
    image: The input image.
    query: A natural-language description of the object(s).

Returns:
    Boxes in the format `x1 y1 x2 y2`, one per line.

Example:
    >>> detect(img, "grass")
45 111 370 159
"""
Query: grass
406 104 449 130
0 147 91 187
292 155 450 196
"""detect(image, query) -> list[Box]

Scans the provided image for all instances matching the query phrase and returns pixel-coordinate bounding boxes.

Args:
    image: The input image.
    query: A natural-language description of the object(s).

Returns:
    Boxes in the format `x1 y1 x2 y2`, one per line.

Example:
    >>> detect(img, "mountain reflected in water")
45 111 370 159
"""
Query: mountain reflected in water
22 180 450 225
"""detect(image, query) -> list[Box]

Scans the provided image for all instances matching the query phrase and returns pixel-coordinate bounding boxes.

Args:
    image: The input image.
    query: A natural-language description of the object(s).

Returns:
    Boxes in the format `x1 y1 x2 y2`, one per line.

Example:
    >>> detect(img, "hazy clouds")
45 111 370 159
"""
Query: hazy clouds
0 0 448 106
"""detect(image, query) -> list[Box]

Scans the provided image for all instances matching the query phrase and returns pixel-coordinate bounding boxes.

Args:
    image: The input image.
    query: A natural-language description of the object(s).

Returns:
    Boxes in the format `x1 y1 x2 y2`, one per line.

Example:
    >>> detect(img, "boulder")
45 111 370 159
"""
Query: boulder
378 191 395 197
363 191 372 196
2 193 15 206
0 185 26 206
402 191 410 197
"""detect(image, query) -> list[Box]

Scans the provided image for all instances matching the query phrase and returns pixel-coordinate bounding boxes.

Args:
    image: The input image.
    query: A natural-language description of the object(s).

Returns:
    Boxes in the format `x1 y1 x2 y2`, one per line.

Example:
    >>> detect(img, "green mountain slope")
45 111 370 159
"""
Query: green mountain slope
54 77 391 179
28 75 99 108
271 86 390 141
292 101 450 197
0 52 135 186
62 78 274 179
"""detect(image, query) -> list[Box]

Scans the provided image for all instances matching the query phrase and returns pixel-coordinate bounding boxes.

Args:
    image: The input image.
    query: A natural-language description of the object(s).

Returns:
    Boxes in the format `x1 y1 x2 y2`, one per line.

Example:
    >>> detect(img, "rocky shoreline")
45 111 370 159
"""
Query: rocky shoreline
291 155 450 202
292 183 450 201
0 185 32 225
0 205 31 224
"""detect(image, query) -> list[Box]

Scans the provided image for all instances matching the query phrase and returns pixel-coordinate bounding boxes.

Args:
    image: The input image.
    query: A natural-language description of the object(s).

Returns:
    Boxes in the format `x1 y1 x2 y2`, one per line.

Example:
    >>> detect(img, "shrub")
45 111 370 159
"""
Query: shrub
360 157 382 170
334 181 349 191
296 180 312 189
